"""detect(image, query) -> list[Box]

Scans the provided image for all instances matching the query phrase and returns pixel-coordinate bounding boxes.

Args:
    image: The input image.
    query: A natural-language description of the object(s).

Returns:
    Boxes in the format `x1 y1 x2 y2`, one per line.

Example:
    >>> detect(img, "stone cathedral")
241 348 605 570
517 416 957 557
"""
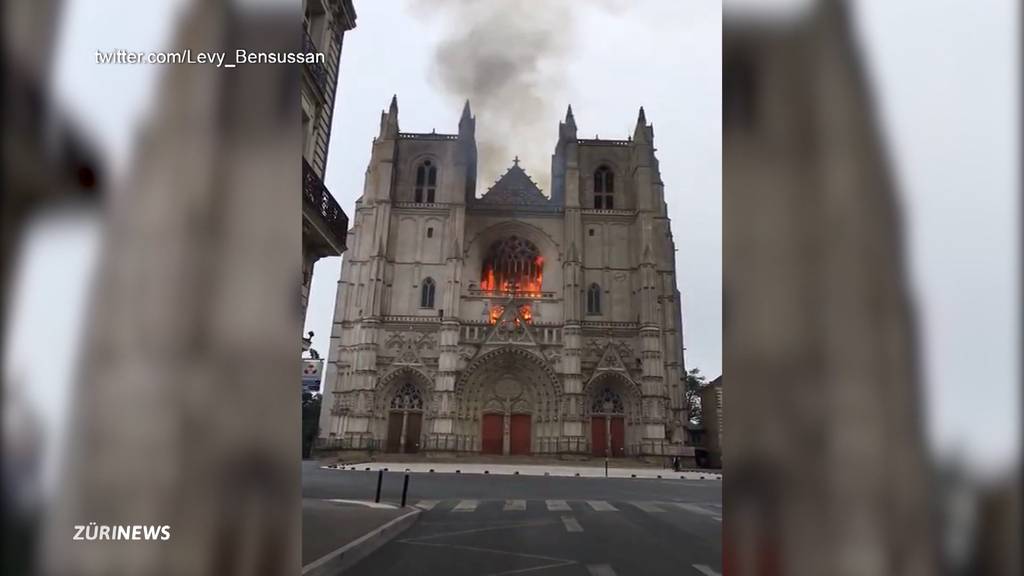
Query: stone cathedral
319 97 691 461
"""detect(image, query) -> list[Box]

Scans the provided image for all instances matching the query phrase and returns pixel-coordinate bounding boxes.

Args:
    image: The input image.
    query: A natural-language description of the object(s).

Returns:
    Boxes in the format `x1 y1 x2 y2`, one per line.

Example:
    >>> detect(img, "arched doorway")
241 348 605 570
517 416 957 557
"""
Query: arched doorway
586 373 640 458
456 347 561 455
385 380 425 454
590 387 626 457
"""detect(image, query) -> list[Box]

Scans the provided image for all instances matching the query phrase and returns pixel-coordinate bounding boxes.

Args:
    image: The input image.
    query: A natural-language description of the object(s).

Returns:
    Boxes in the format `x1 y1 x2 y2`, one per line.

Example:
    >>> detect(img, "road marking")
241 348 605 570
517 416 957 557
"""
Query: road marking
415 500 439 510
546 499 571 511
324 499 397 509
673 502 722 520
561 516 583 533
630 501 666 513
693 565 721 576
586 500 618 511
504 499 527 511
452 499 479 512
586 564 617 576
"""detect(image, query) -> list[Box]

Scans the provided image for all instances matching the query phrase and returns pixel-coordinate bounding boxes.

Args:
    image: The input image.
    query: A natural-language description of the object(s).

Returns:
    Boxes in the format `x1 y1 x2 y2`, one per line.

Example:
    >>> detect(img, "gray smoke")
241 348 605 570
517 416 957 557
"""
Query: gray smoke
414 0 578 195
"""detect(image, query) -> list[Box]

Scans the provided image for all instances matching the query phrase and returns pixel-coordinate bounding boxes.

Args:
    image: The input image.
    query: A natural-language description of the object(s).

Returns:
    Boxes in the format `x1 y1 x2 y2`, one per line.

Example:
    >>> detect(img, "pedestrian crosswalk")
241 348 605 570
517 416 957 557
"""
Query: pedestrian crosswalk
413 499 720 520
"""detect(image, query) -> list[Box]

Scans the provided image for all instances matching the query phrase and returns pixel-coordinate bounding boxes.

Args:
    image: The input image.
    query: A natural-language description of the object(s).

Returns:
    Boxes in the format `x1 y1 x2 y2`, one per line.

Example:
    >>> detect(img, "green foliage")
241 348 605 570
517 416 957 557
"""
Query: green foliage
684 368 706 426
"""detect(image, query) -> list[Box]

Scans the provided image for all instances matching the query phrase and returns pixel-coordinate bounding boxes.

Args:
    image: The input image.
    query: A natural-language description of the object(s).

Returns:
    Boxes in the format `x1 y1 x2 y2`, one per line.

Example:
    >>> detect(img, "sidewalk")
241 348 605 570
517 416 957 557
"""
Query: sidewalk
302 499 420 575
323 461 722 480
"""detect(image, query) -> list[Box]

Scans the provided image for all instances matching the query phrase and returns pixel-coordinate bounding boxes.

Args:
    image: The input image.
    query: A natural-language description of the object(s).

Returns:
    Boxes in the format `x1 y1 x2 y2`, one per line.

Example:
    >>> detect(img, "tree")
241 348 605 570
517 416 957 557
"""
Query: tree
684 368 706 426
302 392 322 459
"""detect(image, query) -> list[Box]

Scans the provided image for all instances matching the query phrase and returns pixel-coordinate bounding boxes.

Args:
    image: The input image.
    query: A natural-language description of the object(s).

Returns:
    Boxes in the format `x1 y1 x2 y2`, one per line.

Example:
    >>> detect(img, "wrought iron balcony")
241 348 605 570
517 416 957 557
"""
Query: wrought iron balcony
302 27 331 98
303 159 347 256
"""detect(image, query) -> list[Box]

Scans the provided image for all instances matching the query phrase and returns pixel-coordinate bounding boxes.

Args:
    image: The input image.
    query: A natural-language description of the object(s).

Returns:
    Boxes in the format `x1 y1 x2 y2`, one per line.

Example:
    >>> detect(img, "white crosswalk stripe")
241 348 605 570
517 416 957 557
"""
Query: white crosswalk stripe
503 499 526 511
587 564 617 576
630 501 666 513
586 500 618 511
561 515 583 533
546 499 571 511
452 499 479 512
414 500 439 510
673 502 722 520
693 565 721 576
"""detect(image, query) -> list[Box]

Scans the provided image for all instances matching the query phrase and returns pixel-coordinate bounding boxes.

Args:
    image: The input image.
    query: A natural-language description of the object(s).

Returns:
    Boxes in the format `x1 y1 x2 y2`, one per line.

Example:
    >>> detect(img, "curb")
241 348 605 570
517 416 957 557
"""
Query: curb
301 508 420 576
320 464 721 481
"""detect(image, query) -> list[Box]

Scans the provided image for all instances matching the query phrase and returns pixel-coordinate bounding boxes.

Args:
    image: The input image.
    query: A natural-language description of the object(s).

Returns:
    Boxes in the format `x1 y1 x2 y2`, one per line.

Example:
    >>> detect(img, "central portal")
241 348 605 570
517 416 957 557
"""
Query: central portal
456 347 561 456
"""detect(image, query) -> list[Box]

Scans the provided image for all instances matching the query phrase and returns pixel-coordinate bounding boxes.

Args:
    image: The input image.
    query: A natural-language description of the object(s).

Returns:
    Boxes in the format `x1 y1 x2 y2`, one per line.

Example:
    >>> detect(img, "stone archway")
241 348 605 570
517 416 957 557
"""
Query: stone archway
584 372 642 457
375 367 433 454
456 347 562 455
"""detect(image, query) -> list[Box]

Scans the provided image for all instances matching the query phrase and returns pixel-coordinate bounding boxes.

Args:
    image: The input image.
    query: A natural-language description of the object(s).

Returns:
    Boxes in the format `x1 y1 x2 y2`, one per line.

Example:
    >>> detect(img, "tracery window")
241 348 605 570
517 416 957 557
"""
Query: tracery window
420 277 436 308
593 166 614 209
414 160 437 203
591 387 624 414
390 381 423 411
480 236 543 295
586 283 602 315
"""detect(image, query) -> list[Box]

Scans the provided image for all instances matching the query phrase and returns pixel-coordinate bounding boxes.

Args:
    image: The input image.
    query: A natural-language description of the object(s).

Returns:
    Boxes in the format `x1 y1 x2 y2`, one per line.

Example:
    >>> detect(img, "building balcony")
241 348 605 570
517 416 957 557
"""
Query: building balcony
303 158 347 257
302 27 331 98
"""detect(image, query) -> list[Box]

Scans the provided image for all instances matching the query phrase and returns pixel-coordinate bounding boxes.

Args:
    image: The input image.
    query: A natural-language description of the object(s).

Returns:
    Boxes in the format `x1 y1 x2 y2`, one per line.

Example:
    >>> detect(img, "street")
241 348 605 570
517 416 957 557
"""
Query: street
303 461 722 575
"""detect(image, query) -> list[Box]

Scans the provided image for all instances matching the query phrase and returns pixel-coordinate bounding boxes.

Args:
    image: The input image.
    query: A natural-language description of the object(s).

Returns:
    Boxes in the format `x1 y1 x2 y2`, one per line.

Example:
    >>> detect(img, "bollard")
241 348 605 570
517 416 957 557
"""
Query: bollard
605 458 608 478
401 474 410 507
375 469 383 503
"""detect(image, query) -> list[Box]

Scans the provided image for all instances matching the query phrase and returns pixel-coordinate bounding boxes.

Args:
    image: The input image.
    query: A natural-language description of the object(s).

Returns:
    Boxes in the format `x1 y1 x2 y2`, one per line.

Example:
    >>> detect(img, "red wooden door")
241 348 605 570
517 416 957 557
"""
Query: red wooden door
591 417 607 456
404 413 422 454
386 412 403 453
610 416 625 457
509 414 531 455
481 413 503 454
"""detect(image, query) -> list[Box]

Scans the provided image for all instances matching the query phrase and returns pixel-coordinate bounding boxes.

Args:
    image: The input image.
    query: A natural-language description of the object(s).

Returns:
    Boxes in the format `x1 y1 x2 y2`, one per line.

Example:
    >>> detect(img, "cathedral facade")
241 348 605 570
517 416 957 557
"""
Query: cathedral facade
319 97 691 460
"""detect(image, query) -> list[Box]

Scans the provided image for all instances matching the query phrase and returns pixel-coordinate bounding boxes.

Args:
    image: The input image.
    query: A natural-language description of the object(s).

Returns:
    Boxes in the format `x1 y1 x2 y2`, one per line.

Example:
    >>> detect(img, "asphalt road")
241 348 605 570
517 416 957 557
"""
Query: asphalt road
303 462 722 576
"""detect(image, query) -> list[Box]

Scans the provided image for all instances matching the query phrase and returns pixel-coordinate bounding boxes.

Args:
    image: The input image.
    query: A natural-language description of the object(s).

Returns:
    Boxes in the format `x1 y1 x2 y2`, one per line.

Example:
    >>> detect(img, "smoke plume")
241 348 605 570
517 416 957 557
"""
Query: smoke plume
414 0 577 195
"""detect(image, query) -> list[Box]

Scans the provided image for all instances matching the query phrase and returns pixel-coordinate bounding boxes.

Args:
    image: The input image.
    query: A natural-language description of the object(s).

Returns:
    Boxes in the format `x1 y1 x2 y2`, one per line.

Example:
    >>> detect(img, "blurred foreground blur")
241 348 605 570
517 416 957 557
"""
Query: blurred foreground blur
724 1 1019 575
4 0 302 574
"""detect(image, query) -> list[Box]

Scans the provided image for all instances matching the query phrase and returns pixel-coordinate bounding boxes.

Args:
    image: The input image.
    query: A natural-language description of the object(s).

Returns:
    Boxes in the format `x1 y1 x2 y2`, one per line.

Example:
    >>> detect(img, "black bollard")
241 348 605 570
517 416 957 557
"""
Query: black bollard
401 474 410 507
605 458 608 478
375 469 383 503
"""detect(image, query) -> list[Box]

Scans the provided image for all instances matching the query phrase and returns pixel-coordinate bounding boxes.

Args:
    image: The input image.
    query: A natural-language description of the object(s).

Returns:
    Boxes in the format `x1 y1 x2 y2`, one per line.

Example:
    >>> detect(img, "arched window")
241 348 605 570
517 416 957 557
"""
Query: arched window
586 283 602 315
420 277 436 308
390 381 424 411
593 166 614 209
415 160 438 203
480 236 544 295
591 387 624 414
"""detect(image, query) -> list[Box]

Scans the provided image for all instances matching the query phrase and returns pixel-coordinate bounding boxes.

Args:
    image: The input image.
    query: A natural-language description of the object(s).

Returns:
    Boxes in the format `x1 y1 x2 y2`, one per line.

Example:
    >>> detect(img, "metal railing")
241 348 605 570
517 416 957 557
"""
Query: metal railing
302 28 330 97
302 158 347 250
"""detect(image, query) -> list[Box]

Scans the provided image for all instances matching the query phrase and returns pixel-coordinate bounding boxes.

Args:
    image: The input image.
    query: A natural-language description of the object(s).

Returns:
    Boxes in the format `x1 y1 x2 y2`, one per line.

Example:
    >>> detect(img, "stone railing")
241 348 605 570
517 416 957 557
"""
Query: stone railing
577 138 631 147
466 288 558 300
399 132 458 141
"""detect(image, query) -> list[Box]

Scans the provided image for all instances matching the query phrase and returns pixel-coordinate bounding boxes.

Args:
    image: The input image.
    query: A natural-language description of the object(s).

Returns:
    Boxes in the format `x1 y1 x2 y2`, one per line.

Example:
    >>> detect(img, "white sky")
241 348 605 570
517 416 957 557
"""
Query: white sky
3 0 1017 473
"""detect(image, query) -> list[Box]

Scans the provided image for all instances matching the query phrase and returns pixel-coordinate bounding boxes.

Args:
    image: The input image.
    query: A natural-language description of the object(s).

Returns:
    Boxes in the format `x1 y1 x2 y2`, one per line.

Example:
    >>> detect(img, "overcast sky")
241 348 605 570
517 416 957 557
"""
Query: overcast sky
3 0 1017 474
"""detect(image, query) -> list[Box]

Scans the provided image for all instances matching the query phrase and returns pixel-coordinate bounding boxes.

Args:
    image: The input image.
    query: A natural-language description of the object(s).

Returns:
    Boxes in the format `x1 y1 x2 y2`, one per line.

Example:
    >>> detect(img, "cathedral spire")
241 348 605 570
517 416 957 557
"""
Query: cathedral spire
380 94 399 138
633 105 653 144
461 99 473 122
565 104 576 128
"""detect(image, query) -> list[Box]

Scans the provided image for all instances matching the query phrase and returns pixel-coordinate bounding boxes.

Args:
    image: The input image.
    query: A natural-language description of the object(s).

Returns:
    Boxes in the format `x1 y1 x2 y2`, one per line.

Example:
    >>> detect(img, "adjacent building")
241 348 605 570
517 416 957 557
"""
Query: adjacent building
319 100 692 461
698 375 723 467
301 0 356 321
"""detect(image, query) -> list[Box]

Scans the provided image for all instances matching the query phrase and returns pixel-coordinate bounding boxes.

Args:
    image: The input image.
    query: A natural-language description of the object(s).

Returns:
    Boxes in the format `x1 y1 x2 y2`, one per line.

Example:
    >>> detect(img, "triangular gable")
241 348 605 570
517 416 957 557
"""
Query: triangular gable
477 159 550 206
480 304 539 348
